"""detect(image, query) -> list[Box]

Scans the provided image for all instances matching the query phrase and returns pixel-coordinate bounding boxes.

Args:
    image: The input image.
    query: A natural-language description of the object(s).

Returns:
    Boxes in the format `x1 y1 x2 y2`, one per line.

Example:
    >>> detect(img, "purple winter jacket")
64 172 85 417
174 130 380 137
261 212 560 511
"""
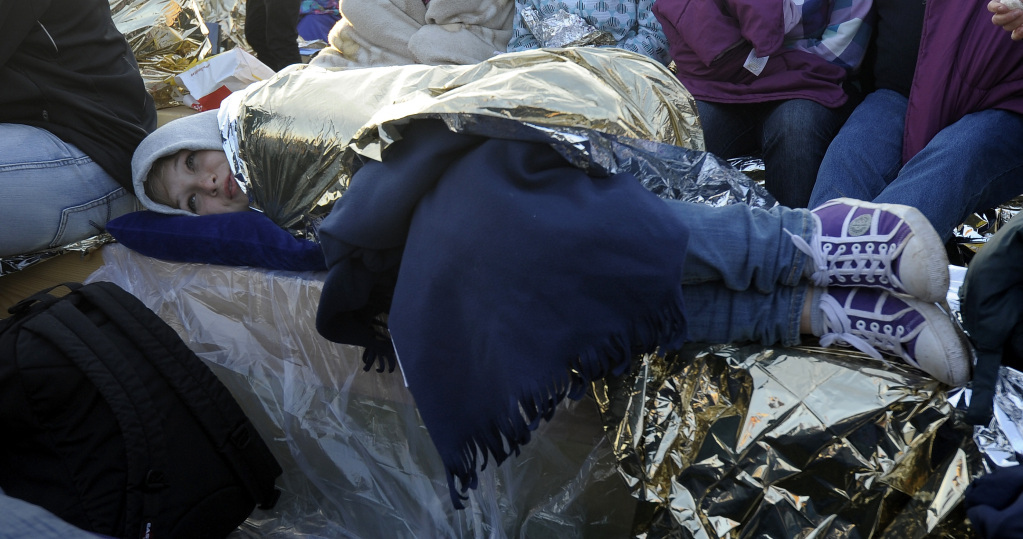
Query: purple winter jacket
904 0 1023 164
653 0 849 107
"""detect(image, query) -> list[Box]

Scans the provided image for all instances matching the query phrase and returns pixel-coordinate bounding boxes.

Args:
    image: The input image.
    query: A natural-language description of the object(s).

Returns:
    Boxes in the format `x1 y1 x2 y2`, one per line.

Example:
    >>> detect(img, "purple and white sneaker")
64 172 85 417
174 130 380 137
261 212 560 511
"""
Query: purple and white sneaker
792 198 950 303
816 287 971 386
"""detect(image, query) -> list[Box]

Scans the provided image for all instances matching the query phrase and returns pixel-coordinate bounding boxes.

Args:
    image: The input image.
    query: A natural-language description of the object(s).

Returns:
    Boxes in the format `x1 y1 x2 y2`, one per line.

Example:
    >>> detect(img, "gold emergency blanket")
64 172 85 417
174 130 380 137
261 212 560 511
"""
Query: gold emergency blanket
594 343 981 537
110 0 248 108
212 45 982 537
217 47 704 227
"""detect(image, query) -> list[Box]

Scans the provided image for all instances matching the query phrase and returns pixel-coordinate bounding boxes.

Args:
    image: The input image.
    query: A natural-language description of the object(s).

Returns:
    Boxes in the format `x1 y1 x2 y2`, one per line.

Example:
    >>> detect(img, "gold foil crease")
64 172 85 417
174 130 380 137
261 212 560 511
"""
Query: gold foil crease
593 343 982 538
195 0 249 50
110 0 249 108
950 195 1023 265
218 47 704 228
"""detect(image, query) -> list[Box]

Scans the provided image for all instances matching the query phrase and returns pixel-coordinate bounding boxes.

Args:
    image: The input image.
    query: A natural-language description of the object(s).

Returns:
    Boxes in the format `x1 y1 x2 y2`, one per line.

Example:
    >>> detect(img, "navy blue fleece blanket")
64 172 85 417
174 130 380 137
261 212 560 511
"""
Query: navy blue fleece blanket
315 120 690 507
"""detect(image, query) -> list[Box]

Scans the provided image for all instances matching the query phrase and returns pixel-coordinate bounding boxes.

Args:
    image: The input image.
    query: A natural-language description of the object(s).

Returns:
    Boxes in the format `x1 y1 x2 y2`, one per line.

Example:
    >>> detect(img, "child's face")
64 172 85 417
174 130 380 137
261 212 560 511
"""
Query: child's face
152 149 249 215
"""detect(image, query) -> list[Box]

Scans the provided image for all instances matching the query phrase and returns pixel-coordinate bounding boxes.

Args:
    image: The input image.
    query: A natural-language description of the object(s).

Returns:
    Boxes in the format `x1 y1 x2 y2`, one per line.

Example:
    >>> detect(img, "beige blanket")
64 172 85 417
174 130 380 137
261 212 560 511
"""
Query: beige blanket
310 0 513 69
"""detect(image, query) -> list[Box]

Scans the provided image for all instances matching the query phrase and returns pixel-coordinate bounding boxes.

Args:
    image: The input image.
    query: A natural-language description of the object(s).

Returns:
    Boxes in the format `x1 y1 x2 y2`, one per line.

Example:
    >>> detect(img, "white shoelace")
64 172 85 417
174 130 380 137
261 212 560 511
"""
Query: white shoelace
818 293 884 360
817 292 924 370
788 212 904 290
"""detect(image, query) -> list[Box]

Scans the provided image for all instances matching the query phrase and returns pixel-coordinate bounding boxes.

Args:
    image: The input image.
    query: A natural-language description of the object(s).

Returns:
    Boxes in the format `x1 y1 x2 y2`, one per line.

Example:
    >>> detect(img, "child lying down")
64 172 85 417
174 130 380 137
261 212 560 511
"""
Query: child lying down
131 111 971 508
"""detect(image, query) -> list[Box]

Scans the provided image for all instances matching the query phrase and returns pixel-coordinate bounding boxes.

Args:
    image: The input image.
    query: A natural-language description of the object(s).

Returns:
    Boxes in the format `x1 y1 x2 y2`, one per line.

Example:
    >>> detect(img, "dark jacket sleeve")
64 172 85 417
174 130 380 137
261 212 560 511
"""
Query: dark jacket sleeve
964 464 1023 538
0 0 156 189
959 212 1023 424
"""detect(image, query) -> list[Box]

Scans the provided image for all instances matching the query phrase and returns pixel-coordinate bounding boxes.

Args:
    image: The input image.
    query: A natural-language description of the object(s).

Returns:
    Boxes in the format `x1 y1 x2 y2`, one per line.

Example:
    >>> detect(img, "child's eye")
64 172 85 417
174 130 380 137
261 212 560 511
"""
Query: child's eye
188 194 197 213
185 152 196 171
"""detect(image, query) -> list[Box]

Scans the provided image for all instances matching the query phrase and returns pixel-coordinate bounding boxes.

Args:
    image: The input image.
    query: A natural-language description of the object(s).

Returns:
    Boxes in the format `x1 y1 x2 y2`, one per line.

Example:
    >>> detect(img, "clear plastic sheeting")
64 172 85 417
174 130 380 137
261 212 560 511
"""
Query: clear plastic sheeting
217 47 704 227
594 344 981 538
86 244 636 538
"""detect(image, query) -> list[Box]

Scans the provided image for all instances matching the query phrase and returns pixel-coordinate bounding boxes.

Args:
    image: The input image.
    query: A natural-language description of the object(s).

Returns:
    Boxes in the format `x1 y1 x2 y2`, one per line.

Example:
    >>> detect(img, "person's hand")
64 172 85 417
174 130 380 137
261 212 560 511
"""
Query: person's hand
989 0 1023 40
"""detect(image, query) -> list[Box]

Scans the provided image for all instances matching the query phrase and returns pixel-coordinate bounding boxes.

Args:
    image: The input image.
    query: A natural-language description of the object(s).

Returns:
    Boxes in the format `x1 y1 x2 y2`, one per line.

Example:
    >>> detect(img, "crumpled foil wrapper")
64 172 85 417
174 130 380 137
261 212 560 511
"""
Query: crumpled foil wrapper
195 0 248 50
727 156 767 186
622 137 775 208
949 195 1023 265
110 0 249 108
952 367 1023 470
217 47 704 228
0 235 115 278
519 7 617 48
594 344 982 538
110 0 210 108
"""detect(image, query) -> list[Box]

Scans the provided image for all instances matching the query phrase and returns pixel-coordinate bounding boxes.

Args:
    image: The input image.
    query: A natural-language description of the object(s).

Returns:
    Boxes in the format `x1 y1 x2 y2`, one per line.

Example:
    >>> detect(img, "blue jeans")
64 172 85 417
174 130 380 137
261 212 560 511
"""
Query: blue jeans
667 200 816 347
696 98 855 208
0 488 102 538
810 89 1023 241
0 124 139 257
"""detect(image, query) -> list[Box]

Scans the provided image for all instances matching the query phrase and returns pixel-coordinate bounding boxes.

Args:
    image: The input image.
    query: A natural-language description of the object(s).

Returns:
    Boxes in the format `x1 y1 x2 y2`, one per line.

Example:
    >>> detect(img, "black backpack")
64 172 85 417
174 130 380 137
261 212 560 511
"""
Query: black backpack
0 281 282 538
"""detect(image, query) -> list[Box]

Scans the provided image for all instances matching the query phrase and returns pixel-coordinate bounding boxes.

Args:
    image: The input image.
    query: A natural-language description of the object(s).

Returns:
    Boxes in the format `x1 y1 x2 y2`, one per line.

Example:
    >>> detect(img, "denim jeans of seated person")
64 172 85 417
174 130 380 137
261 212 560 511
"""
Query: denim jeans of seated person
0 124 139 258
810 89 1023 242
664 199 816 348
695 98 855 209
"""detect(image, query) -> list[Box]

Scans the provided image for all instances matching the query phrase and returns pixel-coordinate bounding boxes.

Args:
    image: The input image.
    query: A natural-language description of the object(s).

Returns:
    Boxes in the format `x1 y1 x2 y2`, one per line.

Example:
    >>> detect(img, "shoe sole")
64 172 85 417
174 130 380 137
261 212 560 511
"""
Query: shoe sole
904 299 972 386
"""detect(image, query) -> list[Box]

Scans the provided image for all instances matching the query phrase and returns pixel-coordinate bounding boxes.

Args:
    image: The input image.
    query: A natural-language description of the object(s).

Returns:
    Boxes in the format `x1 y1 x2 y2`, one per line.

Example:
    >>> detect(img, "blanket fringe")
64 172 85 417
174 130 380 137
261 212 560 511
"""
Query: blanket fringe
443 288 688 508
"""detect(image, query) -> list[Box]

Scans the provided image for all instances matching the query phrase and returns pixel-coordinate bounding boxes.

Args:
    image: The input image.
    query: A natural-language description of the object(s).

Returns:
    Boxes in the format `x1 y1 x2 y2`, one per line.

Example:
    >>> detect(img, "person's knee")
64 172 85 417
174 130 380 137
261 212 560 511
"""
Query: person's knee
766 102 844 147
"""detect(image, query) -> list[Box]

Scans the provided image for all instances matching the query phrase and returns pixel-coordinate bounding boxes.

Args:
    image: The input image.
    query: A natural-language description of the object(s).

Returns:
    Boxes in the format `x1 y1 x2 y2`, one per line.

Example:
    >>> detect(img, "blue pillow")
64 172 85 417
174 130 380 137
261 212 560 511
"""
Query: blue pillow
106 211 327 272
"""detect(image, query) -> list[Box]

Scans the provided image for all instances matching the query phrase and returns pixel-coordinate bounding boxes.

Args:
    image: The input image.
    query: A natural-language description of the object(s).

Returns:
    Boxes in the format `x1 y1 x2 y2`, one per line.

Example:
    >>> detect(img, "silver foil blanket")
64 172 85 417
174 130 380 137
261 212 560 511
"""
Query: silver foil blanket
594 344 981 537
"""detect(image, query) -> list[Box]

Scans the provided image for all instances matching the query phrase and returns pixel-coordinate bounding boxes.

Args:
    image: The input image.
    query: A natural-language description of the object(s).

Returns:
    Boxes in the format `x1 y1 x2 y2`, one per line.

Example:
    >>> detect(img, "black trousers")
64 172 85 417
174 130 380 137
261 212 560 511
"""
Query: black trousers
245 0 301 71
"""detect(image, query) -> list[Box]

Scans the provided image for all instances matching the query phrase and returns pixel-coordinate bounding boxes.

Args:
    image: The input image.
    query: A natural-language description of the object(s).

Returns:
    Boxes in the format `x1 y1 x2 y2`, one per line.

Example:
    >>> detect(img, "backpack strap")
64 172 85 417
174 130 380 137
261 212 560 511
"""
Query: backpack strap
5 282 82 317
23 298 169 539
79 282 282 509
